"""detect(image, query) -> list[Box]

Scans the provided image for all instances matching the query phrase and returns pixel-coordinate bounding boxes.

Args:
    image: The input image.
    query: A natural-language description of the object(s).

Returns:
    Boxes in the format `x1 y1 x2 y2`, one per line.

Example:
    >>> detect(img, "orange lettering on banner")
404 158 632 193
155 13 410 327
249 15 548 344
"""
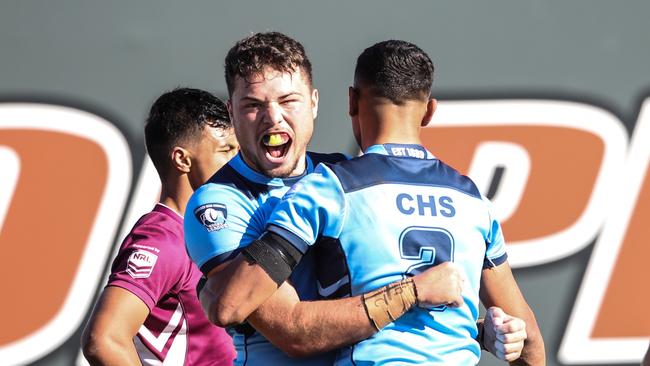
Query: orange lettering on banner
592 161 650 337
420 126 603 242
0 130 107 346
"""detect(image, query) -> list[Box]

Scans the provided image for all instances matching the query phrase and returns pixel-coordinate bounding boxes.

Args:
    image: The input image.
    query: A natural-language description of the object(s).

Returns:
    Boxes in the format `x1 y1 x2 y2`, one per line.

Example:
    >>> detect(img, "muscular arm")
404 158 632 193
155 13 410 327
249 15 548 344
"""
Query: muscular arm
199 254 279 327
81 286 148 366
480 261 546 365
201 258 465 357
247 283 372 358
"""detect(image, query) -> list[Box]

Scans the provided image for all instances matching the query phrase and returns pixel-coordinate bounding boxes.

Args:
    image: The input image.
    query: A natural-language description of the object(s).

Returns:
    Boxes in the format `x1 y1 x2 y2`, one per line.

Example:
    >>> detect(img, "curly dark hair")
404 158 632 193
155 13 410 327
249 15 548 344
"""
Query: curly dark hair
144 87 230 175
354 40 434 104
225 31 313 95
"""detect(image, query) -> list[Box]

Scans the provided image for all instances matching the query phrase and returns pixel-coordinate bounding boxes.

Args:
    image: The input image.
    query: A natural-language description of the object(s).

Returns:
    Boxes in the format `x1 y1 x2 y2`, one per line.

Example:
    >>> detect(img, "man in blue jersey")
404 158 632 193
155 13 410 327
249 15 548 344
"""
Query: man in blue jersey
186 32 531 364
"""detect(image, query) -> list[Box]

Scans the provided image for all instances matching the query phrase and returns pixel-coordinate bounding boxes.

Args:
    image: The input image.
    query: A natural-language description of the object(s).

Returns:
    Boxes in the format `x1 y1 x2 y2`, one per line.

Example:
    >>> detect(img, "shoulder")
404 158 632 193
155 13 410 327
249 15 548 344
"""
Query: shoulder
125 211 184 251
432 159 482 199
325 154 482 199
307 151 349 165
203 164 271 201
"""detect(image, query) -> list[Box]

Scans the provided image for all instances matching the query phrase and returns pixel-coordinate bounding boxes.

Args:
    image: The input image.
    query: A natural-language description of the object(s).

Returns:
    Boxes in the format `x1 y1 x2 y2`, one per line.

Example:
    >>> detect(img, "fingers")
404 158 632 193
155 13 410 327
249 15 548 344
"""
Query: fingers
495 328 527 344
493 339 524 362
496 317 527 342
486 306 506 326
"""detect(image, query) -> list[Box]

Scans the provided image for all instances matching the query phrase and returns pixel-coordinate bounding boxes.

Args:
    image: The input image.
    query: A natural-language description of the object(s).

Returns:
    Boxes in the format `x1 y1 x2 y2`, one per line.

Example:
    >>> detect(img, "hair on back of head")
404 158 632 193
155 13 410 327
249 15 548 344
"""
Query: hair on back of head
354 40 434 104
144 87 230 175
225 31 313 96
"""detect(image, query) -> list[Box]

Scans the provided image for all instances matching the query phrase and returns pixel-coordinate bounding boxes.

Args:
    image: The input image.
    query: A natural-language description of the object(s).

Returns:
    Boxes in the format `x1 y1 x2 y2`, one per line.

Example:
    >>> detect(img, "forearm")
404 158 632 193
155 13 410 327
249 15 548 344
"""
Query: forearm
247 277 421 358
480 263 546 365
249 294 374 357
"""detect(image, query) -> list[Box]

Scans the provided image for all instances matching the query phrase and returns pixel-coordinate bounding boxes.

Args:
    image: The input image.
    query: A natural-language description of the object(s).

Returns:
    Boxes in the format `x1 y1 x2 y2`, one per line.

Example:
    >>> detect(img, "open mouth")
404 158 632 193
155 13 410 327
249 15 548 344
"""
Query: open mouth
262 132 291 160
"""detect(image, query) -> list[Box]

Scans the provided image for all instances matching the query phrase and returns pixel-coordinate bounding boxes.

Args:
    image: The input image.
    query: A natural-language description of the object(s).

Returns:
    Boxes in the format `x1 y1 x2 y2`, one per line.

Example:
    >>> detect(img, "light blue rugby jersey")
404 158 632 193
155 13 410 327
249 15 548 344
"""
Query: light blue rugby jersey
184 151 347 366
266 143 508 366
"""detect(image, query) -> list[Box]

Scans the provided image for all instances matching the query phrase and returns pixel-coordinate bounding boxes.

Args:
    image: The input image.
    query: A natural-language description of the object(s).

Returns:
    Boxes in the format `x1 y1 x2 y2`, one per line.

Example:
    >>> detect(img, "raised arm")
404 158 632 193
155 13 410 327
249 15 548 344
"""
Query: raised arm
81 287 148 366
480 261 546 365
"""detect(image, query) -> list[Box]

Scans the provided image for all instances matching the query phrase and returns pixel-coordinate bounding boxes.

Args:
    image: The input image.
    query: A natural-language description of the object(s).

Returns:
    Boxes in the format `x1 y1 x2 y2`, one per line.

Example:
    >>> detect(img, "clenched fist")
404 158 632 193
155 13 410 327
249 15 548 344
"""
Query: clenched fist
412 262 465 308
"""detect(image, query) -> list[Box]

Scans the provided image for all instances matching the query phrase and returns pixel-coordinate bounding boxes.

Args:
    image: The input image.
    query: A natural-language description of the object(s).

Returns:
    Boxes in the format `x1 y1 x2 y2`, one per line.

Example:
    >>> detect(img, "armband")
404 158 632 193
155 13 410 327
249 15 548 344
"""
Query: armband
241 231 304 286
362 277 418 331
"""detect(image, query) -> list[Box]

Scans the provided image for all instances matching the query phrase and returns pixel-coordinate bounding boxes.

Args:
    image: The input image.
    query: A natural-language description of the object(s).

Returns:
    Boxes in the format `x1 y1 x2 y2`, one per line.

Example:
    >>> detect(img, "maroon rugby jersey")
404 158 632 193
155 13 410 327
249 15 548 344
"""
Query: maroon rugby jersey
107 204 235 365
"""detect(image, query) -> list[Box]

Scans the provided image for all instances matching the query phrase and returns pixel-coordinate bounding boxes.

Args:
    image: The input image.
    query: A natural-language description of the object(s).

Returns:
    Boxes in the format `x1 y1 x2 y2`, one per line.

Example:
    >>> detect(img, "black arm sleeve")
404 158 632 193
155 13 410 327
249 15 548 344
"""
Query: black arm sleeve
241 230 304 286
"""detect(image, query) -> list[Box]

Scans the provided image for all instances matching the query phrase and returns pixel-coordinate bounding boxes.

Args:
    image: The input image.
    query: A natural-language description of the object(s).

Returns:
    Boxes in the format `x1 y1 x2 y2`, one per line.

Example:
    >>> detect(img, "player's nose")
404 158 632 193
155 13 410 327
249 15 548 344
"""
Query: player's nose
262 102 284 126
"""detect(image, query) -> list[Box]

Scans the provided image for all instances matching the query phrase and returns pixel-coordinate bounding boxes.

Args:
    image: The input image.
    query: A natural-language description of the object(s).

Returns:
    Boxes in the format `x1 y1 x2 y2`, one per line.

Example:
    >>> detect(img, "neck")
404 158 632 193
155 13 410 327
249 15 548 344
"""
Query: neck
158 175 193 217
359 99 424 151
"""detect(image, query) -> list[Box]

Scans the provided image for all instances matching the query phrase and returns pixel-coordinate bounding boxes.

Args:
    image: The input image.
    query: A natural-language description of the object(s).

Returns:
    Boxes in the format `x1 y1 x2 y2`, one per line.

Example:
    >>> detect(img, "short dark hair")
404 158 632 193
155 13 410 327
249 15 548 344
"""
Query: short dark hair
144 88 230 175
225 31 313 96
354 40 434 103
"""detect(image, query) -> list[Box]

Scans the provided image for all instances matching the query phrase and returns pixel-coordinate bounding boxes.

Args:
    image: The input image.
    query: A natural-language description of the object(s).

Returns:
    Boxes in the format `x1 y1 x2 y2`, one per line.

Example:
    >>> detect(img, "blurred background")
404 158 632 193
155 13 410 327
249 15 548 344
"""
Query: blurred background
1 1 649 365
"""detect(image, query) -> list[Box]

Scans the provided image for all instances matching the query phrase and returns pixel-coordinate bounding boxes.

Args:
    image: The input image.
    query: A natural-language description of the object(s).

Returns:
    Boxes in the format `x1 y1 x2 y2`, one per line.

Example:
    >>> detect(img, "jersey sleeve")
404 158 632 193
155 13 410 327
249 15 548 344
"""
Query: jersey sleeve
482 196 508 269
107 224 185 310
266 164 347 254
184 184 258 274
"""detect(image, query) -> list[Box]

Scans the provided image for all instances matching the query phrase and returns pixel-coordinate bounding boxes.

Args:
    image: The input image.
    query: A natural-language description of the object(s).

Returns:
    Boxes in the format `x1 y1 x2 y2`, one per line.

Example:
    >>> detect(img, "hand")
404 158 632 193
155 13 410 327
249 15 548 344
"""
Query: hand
483 306 527 362
412 262 464 308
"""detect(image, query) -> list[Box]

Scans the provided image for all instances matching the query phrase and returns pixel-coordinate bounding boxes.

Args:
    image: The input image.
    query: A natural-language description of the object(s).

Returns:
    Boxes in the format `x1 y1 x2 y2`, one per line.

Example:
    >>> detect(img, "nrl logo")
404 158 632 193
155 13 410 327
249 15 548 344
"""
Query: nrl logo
126 249 158 279
194 203 228 232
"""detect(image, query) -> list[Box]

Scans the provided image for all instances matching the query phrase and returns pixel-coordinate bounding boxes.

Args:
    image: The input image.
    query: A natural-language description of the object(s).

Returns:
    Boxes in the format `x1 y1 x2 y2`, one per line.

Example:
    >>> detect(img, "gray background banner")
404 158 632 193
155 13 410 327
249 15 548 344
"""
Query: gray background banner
1 1 648 365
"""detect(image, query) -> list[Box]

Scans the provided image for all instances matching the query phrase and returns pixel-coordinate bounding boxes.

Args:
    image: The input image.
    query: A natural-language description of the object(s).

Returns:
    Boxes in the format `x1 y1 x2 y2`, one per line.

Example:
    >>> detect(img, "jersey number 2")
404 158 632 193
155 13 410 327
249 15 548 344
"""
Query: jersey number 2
399 226 455 311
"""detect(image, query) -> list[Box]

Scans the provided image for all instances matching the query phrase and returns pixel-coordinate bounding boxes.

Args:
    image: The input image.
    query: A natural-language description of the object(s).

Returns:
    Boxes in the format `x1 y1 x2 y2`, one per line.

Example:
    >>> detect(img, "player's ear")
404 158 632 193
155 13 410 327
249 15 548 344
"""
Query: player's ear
311 88 319 119
349 86 359 117
171 146 191 174
421 98 437 127
226 99 235 122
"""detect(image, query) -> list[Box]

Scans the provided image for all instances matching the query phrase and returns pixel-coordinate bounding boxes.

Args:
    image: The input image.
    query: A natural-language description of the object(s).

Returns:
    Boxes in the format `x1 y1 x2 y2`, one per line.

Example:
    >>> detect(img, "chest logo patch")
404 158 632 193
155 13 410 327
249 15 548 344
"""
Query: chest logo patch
194 203 228 232
126 249 159 279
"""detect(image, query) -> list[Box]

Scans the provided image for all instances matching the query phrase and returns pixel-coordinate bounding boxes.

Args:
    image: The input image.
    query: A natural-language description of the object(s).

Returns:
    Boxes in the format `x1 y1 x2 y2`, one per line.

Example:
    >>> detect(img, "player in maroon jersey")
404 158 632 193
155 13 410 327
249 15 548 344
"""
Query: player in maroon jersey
81 88 238 365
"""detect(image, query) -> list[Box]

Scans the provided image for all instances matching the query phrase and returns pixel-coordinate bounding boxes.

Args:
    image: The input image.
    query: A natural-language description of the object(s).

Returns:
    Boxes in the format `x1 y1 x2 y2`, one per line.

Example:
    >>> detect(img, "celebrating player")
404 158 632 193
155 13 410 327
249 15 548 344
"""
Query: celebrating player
185 32 531 364
81 88 238 365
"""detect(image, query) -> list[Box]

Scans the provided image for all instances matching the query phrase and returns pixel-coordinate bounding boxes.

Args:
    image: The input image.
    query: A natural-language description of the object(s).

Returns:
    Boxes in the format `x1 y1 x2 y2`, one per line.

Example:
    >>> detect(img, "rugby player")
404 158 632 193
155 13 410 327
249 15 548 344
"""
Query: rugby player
81 88 238 365
185 32 531 364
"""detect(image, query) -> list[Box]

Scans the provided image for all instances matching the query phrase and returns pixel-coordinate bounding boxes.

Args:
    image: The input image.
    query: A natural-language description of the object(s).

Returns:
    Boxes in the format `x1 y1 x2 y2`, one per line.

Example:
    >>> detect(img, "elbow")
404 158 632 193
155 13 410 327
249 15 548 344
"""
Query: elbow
208 301 249 328
283 343 312 358
278 342 316 359
80 329 106 364
277 337 325 358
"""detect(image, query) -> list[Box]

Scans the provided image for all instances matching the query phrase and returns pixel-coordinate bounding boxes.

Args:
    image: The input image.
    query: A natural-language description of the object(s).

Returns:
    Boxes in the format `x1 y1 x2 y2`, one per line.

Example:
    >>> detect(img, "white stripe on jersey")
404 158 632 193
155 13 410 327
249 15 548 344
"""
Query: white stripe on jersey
134 319 187 365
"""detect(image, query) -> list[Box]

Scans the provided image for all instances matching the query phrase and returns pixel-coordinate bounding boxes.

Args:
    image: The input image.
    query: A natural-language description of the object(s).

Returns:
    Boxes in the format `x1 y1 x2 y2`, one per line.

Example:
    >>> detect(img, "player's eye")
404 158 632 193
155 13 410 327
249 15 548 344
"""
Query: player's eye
243 102 262 110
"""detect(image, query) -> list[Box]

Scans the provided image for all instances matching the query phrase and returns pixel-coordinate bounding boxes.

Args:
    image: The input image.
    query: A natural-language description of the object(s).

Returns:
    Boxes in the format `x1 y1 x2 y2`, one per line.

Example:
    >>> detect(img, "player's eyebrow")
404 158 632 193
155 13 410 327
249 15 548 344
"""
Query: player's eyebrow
240 92 303 103
277 92 303 100
240 96 265 103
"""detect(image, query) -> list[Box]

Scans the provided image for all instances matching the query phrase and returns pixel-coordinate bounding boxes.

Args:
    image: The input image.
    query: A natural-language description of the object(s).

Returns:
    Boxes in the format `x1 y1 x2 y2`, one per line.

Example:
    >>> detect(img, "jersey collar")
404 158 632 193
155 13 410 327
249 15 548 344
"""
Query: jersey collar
153 203 184 223
364 144 435 160
227 152 314 186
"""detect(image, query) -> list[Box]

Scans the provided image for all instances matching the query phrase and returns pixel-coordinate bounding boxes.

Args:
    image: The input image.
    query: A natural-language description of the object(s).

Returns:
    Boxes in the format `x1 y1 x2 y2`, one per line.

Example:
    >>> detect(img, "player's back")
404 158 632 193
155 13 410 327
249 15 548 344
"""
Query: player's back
313 144 507 365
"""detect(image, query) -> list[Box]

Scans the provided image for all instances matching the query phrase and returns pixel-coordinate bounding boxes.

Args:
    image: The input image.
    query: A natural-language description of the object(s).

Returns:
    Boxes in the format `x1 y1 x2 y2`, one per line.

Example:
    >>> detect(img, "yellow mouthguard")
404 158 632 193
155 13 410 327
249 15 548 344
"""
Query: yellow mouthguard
267 133 284 147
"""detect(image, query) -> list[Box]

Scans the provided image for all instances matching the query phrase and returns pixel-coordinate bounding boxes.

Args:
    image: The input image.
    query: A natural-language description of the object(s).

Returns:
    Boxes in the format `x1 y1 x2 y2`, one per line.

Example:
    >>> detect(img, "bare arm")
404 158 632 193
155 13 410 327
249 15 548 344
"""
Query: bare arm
480 261 546 365
81 287 148 366
199 254 278 327
211 261 465 357
247 283 372 358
